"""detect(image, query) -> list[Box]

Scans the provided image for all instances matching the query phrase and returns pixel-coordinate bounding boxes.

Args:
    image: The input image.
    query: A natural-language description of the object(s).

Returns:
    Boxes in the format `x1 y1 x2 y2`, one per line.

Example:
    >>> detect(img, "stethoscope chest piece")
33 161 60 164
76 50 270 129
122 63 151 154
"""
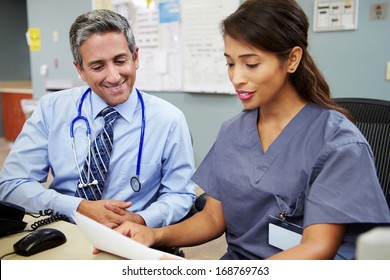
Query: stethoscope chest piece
130 176 141 192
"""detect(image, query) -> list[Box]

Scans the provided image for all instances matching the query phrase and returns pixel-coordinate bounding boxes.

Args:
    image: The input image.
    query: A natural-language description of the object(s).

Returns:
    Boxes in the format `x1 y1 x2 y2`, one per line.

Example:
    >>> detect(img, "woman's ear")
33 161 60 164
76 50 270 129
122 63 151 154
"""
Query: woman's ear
287 46 303 73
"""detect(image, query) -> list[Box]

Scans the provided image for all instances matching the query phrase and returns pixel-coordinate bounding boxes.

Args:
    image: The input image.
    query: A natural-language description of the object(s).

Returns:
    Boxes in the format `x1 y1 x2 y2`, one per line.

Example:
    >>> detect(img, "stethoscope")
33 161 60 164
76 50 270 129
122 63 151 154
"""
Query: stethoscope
70 87 145 193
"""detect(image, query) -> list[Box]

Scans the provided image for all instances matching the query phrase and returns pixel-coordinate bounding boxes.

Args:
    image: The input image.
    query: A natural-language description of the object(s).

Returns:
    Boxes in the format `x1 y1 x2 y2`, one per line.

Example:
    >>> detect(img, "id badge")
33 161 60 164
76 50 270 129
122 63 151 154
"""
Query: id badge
268 215 303 250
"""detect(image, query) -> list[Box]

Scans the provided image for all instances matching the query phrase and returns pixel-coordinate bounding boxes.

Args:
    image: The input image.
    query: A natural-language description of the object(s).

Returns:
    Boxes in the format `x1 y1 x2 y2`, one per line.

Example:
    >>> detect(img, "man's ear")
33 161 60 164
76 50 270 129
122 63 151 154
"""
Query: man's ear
133 47 139 70
74 62 86 81
287 46 303 73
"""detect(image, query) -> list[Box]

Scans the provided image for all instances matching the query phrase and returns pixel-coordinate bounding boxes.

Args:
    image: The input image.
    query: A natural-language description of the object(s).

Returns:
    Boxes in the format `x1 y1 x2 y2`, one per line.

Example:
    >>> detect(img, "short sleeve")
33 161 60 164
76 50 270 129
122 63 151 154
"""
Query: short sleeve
191 142 221 201
304 142 390 226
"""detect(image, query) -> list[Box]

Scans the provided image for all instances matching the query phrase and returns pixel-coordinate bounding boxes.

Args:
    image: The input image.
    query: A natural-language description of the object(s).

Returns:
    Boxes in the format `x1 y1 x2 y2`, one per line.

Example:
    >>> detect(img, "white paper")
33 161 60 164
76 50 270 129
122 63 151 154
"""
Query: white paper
72 212 182 260
181 0 239 94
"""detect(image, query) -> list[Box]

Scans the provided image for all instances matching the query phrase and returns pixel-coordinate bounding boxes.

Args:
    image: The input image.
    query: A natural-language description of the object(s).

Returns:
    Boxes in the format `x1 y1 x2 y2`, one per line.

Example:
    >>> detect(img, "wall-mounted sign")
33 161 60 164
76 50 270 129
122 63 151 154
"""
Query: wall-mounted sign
27 27 41 51
313 0 359 32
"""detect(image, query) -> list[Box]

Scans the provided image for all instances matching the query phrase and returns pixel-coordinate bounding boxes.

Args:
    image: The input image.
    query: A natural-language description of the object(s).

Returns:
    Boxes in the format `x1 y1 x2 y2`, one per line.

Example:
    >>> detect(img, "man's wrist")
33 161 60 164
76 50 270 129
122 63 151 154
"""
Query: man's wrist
131 213 146 225
76 199 88 214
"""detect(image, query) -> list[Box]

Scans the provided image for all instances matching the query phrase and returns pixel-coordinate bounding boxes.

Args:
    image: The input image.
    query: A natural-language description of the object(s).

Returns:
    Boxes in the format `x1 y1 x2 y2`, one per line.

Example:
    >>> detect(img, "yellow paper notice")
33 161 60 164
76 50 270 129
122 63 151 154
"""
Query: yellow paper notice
28 27 41 51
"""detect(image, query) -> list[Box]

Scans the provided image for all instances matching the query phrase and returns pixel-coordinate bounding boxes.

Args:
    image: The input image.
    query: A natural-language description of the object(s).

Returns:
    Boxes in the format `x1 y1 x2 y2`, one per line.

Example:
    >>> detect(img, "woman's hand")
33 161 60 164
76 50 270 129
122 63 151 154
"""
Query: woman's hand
92 221 158 255
115 221 158 246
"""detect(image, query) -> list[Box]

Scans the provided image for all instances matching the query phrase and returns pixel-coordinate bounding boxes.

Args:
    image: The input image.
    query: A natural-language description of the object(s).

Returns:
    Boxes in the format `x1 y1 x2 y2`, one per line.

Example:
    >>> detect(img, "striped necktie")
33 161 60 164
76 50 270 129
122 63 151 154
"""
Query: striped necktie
75 107 118 200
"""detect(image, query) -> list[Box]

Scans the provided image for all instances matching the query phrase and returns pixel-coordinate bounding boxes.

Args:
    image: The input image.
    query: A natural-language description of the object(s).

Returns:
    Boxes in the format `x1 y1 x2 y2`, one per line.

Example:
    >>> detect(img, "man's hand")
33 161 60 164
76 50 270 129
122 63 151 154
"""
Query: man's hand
104 201 146 226
76 199 145 228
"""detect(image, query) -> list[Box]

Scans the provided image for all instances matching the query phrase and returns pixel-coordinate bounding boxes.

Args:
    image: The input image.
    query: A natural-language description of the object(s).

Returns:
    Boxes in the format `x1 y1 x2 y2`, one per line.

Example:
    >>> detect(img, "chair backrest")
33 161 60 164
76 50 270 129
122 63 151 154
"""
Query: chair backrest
334 98 390 208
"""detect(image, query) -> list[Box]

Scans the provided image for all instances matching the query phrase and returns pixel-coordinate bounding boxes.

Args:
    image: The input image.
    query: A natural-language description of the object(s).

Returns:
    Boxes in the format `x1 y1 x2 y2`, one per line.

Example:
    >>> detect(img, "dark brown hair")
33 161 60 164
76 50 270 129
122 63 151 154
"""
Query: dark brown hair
222 0 351 119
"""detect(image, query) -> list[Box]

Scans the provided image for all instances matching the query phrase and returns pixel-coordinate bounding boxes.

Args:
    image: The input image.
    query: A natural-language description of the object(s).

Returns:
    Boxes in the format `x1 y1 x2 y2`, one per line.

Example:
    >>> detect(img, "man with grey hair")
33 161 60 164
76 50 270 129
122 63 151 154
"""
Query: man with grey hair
0 9 196 230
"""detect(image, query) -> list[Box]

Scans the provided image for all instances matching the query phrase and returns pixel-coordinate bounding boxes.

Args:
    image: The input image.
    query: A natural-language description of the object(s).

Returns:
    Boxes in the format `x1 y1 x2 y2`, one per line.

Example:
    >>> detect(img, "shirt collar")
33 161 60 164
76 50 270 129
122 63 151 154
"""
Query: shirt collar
90 87 139 124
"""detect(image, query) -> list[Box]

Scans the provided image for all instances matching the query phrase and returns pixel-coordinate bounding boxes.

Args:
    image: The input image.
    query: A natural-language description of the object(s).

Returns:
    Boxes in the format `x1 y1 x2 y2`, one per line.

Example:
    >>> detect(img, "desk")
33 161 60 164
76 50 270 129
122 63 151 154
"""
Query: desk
0 217 124 260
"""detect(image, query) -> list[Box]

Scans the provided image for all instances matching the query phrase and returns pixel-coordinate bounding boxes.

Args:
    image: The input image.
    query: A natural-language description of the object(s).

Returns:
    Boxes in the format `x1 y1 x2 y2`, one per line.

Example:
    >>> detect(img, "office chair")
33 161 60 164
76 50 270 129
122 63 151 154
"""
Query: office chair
334 98 390 208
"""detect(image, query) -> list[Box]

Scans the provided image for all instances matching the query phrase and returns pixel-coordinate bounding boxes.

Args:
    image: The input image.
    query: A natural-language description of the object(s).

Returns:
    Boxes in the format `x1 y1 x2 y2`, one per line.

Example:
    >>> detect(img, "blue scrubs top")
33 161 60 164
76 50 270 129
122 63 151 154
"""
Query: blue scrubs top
192 103 390 260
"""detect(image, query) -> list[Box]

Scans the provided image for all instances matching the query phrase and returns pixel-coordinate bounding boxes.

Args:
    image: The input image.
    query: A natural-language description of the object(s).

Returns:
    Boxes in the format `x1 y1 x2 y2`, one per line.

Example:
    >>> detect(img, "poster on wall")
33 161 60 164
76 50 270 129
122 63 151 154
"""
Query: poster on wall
96 0 240 94
180 0 239 94
313 0 359 32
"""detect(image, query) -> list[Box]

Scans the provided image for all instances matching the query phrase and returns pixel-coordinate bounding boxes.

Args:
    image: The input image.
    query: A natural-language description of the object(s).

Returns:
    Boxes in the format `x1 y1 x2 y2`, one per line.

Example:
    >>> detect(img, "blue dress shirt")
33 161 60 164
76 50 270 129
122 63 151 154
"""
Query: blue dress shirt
0 86 196 228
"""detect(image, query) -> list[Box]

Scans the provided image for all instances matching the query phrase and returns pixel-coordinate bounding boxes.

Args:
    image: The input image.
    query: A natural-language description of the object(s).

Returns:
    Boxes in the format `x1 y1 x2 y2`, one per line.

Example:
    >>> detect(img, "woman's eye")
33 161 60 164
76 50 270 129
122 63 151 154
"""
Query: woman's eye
226 63 234 68
246 64 258 68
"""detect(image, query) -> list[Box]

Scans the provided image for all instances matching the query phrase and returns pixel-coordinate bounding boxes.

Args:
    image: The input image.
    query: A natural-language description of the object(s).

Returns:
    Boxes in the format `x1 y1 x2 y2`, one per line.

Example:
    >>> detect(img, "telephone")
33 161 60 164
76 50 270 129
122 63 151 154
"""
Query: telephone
0 201 69 238
0 201 27 237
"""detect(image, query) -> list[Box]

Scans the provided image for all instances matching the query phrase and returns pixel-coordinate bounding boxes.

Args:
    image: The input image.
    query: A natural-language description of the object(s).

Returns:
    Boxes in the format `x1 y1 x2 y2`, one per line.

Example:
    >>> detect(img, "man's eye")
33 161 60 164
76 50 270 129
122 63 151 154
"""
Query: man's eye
91 65 103 71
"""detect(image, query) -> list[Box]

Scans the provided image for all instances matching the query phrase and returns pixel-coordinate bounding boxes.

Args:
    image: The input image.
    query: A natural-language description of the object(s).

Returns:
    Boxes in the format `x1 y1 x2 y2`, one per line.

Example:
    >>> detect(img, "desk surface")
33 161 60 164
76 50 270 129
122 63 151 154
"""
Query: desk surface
0 217 124 260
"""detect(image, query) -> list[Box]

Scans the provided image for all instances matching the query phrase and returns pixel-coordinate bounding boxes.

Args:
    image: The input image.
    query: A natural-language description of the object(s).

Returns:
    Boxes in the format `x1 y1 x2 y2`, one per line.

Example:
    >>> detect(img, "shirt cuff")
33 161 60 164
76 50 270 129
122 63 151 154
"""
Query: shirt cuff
137 203 170 228
54 195 84 223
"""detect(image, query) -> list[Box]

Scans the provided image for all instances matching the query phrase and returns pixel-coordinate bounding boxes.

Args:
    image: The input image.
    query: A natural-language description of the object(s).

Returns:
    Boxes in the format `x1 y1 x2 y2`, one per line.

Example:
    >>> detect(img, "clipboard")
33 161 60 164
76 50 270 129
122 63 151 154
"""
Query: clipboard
72 211 182 260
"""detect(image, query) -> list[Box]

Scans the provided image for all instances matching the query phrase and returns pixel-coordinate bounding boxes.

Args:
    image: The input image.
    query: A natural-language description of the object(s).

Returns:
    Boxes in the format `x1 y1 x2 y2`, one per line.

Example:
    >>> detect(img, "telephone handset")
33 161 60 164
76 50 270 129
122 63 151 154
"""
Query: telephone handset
0 201 69 237
0 201 27 237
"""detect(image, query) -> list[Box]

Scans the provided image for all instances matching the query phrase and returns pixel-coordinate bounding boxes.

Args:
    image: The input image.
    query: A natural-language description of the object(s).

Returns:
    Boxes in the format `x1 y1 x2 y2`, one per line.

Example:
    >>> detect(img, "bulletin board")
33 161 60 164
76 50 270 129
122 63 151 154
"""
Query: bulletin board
96 0 240 94
313 0 359 32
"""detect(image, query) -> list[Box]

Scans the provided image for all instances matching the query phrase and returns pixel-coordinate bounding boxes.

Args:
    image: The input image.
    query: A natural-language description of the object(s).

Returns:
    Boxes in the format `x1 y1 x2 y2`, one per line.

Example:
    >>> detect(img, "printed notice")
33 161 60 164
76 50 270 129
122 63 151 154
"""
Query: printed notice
314 0 359 32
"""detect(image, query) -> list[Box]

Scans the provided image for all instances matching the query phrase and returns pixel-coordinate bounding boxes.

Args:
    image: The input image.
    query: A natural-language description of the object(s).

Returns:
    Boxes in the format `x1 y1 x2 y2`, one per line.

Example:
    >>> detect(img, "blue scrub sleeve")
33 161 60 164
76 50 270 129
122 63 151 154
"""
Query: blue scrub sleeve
304 142 390 226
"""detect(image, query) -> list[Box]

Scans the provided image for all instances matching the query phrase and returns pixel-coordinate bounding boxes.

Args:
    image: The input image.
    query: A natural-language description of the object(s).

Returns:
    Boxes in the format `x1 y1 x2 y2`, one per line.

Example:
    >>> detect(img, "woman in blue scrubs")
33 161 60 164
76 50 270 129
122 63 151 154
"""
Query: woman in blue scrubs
110 0 390 259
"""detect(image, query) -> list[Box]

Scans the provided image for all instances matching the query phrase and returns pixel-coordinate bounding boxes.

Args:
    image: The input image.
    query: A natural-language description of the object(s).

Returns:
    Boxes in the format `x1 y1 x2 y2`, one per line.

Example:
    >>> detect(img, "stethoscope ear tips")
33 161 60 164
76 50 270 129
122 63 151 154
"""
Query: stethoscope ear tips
78 180 99 188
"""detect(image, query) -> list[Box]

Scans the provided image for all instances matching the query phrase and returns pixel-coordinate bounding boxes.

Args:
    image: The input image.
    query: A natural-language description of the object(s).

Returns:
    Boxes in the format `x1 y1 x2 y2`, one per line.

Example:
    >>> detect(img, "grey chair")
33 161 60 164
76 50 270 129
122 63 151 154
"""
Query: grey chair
334 98 390 208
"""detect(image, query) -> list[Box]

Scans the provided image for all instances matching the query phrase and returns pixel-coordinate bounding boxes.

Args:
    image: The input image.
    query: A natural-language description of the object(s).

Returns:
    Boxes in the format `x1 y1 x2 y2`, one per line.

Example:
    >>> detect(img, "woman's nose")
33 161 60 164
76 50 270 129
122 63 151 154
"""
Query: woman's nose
230 68 247 87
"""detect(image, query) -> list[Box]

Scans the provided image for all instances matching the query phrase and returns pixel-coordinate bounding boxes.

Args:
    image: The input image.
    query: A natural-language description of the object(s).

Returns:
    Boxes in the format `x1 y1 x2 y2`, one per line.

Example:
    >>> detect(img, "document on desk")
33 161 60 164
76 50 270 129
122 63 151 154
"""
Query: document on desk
72 212 182 260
